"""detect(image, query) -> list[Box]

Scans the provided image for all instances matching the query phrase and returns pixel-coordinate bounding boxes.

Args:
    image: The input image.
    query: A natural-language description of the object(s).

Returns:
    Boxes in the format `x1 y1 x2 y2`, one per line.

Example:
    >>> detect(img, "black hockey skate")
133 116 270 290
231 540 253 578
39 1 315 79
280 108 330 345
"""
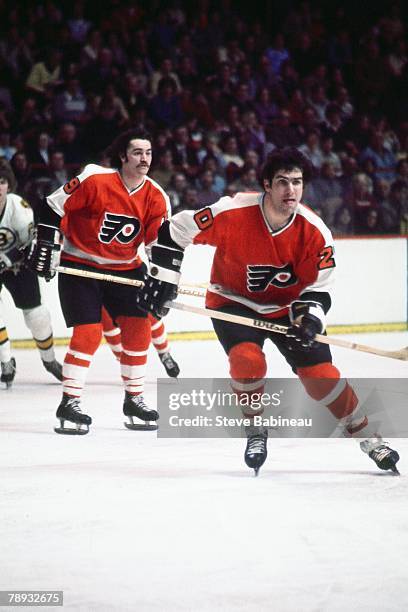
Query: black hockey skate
123 392 159 431
244 425 268 476
55 394 92 435
360 438 400 474
159 352 180 378
42 359 63 381
1 357 16 388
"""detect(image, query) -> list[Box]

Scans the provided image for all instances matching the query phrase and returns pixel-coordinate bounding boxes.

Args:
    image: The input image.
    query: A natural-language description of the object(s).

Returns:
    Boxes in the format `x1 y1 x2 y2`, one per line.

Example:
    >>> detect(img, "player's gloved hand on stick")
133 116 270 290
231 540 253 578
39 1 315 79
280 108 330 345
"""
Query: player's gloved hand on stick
137 244 184 318
286 301 324 351
0 247 24 272
28 224 61 281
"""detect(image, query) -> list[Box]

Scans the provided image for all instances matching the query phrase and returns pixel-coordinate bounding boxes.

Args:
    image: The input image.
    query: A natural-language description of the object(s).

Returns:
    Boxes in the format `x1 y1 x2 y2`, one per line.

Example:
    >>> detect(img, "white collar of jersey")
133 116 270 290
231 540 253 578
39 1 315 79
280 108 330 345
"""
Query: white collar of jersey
117 170 146 194
260 193 297 236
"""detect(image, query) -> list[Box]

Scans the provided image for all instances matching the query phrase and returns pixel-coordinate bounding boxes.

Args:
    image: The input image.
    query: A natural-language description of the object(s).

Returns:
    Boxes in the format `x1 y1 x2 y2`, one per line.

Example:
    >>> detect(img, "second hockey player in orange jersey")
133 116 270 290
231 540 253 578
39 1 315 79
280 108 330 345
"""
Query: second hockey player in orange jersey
138 148 400 476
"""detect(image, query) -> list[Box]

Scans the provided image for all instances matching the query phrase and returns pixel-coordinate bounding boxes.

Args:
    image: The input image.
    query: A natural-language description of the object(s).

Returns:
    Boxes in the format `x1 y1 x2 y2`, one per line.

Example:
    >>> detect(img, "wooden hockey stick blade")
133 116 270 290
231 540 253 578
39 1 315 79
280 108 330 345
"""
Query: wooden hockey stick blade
166 300 408 361
56 265 145 287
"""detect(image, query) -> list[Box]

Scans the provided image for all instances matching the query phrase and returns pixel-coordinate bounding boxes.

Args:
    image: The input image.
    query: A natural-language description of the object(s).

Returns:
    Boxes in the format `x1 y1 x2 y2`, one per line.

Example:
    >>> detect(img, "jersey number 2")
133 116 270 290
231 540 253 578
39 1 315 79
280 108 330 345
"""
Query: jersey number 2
318 246 335 270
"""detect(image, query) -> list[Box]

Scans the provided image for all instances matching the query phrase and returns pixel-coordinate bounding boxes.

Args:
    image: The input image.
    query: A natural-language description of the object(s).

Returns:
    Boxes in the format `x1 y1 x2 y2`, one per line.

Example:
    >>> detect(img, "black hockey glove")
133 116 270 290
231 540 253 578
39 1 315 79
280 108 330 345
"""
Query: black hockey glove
28 224 61 281
0 247 24 273
286 301 324 351
137 244 184 318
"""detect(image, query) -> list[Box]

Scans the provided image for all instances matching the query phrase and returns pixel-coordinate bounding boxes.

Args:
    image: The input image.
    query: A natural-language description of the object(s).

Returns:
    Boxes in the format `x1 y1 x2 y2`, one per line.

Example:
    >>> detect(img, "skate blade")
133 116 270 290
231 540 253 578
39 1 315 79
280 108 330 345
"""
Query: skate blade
124 421 158 431
54 422 89 435
254 468 260 477
391 466 400 475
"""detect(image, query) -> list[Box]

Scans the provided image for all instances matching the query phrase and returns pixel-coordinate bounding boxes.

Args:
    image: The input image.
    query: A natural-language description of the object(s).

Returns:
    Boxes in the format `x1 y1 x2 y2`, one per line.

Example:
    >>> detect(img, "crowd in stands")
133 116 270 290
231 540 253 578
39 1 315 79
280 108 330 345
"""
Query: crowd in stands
0 0 407 235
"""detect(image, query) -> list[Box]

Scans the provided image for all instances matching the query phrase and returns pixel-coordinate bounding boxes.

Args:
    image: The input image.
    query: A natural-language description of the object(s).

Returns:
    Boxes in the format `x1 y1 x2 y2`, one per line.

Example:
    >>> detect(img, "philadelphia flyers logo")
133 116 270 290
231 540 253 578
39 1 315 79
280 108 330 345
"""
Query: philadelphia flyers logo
247 263 297 292
98 213 141 244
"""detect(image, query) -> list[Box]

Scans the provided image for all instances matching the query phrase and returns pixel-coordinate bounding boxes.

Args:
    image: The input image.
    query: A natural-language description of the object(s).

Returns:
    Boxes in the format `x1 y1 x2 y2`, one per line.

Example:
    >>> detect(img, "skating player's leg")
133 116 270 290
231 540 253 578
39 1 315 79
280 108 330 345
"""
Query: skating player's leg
229 342 268 476
298 363 400 474
0 316 16 388
101 307 122 361
55 323 102 435
23 306 62 381
119 315 159 430
148 313 180 378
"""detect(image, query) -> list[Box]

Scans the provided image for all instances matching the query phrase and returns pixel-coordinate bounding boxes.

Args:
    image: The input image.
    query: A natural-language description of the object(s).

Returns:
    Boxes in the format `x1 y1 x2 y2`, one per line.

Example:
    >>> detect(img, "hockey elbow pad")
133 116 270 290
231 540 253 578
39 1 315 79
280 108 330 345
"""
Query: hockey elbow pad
28 224 61 281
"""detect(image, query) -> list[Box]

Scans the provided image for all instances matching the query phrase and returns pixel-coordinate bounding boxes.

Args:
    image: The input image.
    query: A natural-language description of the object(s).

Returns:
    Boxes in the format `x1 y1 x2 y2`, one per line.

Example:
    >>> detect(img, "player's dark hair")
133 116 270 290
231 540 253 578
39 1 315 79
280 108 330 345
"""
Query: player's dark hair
0 165 16 190
261 148 313 185
106 129 152 168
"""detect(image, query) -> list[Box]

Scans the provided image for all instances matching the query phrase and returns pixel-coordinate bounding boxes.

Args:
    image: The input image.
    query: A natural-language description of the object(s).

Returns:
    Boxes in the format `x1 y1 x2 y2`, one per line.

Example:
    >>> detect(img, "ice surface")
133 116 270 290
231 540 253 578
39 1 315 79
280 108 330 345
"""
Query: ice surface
1 333 408 611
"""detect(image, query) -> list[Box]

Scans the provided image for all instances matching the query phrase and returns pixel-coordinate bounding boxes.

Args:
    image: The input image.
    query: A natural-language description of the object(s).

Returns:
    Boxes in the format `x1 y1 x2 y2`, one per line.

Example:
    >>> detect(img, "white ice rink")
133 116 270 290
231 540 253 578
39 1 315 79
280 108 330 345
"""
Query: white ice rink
1 332 408 612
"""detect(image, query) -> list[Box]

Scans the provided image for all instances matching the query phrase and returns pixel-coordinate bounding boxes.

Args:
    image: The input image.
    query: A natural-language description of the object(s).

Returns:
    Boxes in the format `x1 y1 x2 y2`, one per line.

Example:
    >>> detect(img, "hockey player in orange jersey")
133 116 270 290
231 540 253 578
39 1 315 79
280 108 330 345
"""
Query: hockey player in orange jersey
29 129 170 434
137 148 400 475
101 307 179 378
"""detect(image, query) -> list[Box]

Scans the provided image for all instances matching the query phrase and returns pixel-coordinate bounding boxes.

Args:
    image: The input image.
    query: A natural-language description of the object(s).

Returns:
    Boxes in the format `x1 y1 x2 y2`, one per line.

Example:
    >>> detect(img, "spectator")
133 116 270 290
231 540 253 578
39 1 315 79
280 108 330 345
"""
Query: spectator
266 109 300 149
307 161 343 226
320 135 342 176
46 150 69 191
151 149 174 190
360 130 397 182
181 186 200 211
150 58 182 96
299 130 323 172
0 131 17 161
26 131 52 173
25 48 63 101
346 173 377 232
195 169 219 207
241 111 266 159
55 123 83 167
265 34 290 76
10 152 32 198
331 205 354 237
149 77 183 129
170 125 199 178
233 165 260 192
253 87 279 126
376 178 399 233
53 77 87 124
167 171 189 213
67 1 91 44
201 155 226 196
80 29 103 68
219 135 244 181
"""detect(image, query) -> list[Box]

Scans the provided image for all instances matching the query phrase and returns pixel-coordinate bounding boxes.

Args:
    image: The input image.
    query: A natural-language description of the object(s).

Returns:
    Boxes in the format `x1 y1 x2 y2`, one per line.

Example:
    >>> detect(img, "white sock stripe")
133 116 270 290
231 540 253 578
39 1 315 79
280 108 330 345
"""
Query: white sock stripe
125 383 144 392
151 332 167 346
110 344 123 353
122 349 148 357
67 348 93 361
231 378 265 392
318 378 347 406
150 320 163 331
62 363 90 383
120 364 147 378
104 328 121 337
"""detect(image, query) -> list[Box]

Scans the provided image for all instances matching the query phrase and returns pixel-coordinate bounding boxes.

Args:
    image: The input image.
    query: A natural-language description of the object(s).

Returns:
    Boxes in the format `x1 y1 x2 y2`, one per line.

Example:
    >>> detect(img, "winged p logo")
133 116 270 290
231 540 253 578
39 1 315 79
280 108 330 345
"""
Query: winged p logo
247 263 297 292
99 213 141 244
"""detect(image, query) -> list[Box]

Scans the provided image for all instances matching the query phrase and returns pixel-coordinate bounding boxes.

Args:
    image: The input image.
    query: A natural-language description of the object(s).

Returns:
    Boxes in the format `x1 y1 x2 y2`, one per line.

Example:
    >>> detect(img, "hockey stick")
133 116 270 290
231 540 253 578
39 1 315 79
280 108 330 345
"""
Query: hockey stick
56 265 206 297
166 301 408 362
56 265 145 287
56 266 408 360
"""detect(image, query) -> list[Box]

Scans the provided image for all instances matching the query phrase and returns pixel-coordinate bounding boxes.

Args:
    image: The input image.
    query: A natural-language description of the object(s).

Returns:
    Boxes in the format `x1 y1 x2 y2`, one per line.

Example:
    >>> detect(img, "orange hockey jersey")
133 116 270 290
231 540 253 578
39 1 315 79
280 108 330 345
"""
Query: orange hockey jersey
168 192 335 318
47 164 170 270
